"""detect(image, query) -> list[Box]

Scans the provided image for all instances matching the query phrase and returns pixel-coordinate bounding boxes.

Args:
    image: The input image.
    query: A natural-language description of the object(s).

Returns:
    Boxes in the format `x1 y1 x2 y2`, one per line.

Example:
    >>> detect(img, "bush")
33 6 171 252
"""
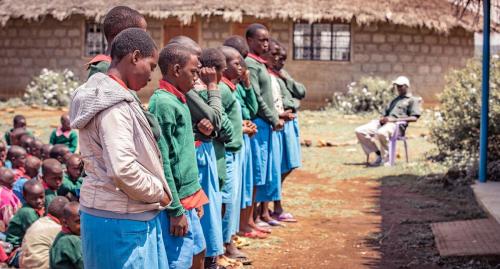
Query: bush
23 68 80 107
331 76 395 114
430 57 500 176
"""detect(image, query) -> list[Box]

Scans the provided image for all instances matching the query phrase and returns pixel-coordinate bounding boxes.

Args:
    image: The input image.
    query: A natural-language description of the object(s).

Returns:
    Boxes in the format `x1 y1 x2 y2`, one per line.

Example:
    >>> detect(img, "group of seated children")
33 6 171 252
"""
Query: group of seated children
0 114 83 269
81 5 306 269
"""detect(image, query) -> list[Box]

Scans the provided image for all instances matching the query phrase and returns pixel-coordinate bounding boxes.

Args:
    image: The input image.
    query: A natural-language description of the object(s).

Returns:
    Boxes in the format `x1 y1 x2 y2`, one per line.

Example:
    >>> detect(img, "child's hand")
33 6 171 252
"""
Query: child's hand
200 67 218 89
170 214 189 237
197 118 214 136
242 70 251 88
196 206 204 219
274 119 285 131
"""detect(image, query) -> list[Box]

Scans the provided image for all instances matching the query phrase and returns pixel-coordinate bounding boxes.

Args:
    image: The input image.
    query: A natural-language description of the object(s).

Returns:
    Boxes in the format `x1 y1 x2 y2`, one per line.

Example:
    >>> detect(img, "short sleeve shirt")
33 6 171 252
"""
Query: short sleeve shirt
384 95 422 118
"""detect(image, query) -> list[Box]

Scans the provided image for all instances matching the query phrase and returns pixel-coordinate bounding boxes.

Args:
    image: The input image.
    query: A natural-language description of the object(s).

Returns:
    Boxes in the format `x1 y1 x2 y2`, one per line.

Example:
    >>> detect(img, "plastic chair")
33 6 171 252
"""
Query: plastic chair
388 121 409 166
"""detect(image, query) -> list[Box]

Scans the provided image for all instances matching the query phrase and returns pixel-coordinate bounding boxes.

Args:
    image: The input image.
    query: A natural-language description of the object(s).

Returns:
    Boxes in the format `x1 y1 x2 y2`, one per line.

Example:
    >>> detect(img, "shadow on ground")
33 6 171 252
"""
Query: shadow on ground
361 174 500 269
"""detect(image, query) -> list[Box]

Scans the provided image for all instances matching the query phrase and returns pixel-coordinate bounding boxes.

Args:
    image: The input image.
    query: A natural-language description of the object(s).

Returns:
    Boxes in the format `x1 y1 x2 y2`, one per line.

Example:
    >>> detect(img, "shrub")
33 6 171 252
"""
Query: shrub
23 68 80 107
331 76 395 114
429 57 500 176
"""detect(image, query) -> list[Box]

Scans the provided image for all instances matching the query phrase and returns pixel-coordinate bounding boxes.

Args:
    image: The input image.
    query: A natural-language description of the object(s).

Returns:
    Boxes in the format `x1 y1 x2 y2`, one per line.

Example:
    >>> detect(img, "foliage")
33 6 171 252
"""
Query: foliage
331 76 395 114
23 68 80 107
429 57 500 178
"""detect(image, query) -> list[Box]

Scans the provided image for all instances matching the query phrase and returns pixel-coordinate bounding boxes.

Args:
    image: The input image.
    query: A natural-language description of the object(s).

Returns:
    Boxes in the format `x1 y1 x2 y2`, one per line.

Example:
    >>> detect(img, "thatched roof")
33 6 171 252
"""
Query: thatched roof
0 0 493 33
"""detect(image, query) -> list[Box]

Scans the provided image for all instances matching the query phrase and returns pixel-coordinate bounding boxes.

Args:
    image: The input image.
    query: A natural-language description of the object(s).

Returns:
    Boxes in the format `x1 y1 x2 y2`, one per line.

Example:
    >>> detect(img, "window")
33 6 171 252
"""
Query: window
293 23 351 61
84 22 106 57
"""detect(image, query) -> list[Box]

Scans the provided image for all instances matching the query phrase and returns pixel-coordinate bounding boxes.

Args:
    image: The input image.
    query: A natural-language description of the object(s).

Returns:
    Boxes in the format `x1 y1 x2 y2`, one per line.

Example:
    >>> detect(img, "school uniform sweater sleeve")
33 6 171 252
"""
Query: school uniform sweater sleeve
245 58 280 127
282 69 306 100
68 131 78 153
49 129 57 145
218 83 243 152
97 102 166 204
236 83 259 120
149 91 201 215
278 78 298 112
6 207 39 247
186 89 222 131
49 233 83 269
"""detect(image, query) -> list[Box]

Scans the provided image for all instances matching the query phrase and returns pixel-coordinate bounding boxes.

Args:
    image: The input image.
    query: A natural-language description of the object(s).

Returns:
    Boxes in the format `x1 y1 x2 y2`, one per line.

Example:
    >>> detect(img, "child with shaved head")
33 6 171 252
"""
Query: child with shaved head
87 6 147 78
21 196 70 269
0 168 21 232
49 202 83 269
41 159 63 210
29 139 44 159
3 115 29 146
58 155 83 200
13 156 41 204
49 114 78 153
6 179 45 249
0 141 6 167
6 146 27 179
49 145 70 165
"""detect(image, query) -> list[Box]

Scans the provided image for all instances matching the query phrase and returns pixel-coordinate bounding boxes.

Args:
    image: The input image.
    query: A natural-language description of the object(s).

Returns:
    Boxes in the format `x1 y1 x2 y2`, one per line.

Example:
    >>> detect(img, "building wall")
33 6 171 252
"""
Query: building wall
0 16 475 109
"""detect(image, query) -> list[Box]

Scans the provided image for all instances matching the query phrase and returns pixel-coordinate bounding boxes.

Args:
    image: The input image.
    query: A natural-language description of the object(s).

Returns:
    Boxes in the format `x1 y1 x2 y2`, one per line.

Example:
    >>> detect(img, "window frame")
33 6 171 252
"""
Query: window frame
292 22 352 62
84 21 107 57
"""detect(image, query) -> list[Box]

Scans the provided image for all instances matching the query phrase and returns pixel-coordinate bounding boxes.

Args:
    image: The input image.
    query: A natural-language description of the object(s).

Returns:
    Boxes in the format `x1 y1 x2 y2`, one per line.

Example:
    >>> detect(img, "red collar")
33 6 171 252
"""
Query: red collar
61 226 72 234
159 80 186 103
108 74 128 90
221 77 236 91
87 54 111 65
47 214 61 225
247 53 267 64
35 207 45 217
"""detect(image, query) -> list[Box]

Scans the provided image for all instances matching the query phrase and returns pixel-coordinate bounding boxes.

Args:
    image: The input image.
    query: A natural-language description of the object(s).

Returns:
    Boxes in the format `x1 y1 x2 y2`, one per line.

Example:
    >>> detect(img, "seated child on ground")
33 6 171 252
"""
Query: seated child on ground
19 135 34 156
6 179 45 248
41 159 63 210
49 145 70 165
0 168 21 232
9 128 28 148
29 139 44 159
13 156 41 203
58 155 83 201
4 115 27 146
21 196 69 269
49 114 78 153
6 146 27 179
40 144 53 161
49 202 83 269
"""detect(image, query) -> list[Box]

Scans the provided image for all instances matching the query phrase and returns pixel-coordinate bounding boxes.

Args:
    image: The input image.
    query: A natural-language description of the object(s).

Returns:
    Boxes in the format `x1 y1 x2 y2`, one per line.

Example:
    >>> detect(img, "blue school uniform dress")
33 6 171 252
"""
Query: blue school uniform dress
196 142 224 257
159 208 205 269
281 118 302 174
81 211 169 269
255 126 283 203
240 134 254 209
221 149 243 243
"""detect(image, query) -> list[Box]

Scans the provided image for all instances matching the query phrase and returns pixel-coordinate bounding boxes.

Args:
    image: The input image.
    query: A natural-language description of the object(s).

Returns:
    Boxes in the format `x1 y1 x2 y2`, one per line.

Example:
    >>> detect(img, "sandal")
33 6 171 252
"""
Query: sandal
226 252 252 266
233 236 251 248
266 219 284 227
272 212 298 223
237 230 268 239
218 255 243 268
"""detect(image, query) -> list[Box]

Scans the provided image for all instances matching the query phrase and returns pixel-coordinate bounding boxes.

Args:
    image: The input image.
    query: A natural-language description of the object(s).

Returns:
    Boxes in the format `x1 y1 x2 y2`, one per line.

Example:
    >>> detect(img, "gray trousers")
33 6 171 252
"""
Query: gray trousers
355 120 396 161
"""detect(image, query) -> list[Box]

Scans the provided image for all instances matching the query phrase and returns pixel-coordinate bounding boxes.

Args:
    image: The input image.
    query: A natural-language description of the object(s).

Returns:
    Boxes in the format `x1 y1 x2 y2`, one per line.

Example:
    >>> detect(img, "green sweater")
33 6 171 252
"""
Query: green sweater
245 56 279 127
58 174 83 197
186 89 223 141
235 83 258 120
49 129 78 153
45 189 57 211
87 60 110 79
218 82 243 152
149 90 202 217
50 232 84 269
6 205 40 247
280 69 306 112
197 90 235 185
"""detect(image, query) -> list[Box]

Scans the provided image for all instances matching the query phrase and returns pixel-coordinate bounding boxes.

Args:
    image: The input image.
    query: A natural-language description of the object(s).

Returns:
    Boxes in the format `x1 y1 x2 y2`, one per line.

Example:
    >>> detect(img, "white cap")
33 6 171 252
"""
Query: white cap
392 76 410 87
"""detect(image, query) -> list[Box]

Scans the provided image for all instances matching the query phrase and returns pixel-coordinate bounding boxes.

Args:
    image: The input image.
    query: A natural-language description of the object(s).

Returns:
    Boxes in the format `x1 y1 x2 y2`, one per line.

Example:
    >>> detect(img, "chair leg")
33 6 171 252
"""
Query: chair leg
366 154 370 164
389 139 396 166
404 140 409 163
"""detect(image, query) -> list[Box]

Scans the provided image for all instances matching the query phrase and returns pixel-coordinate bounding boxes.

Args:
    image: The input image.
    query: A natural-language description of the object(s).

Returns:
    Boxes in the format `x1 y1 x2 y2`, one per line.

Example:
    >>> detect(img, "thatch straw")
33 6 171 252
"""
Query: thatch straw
0 0 494 33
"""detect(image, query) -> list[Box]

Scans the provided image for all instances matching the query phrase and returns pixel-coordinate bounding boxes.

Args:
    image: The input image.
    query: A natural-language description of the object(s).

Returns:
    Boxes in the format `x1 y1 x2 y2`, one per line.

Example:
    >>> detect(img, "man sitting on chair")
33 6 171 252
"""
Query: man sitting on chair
355 76 421 167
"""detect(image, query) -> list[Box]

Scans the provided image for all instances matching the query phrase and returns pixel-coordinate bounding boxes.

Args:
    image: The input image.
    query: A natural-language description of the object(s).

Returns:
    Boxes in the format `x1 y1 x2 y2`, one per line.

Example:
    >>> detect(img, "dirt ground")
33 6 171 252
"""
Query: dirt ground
2 108 500 269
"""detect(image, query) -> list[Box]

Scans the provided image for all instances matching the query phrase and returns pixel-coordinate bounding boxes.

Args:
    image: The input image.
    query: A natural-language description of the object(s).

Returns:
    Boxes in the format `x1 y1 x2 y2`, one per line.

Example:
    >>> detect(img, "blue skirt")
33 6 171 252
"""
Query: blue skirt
255 125 282 203
240 134 253 208
196 142 224 257
159 209 205 269
250 118 271 186
81 211 169 269
222 150 242 243
281 118 302 174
